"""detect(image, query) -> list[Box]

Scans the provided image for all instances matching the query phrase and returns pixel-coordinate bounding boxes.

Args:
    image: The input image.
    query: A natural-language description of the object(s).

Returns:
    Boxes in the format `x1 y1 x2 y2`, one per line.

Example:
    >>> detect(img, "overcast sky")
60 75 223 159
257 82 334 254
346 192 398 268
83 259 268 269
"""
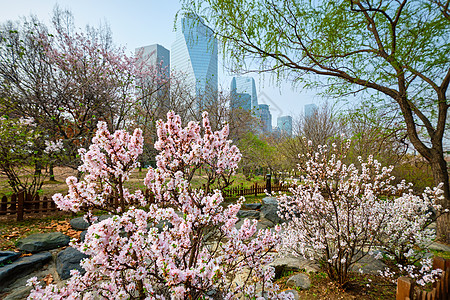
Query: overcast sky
0 0 324 125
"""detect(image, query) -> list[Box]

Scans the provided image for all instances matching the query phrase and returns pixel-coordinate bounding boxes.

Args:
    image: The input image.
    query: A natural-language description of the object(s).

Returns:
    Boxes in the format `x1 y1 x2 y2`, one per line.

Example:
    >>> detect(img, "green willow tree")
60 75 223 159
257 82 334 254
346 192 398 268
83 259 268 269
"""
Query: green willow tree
182 0 450 241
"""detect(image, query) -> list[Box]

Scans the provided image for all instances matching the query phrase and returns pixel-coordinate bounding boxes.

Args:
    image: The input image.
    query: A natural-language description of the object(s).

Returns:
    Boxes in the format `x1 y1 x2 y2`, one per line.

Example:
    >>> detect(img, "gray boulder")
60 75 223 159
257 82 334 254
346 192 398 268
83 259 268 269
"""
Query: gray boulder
98 214 114 222
269 255 320 278
70 217 90 231
283 289 299 300
242 203 262 210
57 247 89 280
3 285 33 300
237 210 260 219
256 218 275 230
0 252 52 291
260 197 285 224
286 273 311 290
262 196 278 206
70 215 114 231
429 242 450 252
0 251 21 266
80 230 87 242
350 253 387 275
16 232 70 253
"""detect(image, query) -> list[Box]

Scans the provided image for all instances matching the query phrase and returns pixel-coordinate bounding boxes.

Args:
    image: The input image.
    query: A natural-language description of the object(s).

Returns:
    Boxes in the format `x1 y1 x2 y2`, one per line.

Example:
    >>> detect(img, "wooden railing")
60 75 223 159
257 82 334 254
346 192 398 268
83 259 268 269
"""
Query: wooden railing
0 191 58 221
222 182 290 198
396 257 450 300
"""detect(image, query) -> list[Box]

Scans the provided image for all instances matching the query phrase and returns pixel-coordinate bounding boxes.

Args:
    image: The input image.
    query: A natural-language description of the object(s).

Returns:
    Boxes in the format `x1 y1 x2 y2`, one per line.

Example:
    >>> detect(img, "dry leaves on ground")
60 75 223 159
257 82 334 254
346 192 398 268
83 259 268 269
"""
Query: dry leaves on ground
39 220 81 240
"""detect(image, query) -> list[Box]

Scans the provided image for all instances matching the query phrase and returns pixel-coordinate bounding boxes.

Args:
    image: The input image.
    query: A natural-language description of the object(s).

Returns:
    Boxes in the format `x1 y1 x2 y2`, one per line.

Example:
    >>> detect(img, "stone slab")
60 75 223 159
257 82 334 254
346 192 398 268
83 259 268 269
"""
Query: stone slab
16 232 70 253
57 247 89 280
0 251 21 266
0 252 52 292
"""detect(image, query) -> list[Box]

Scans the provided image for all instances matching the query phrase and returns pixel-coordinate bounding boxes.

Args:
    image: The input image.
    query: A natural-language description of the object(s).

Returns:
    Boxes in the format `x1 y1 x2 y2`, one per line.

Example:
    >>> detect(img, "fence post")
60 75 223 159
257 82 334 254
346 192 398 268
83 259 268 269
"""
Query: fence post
42 196 48 213
266 174 272 194
50 197 56 211
433 256 446 271
34 194 40 213
396 277 415 300
10 193 16 213
0 196 7 215
17 191 24 221
254 183 257 197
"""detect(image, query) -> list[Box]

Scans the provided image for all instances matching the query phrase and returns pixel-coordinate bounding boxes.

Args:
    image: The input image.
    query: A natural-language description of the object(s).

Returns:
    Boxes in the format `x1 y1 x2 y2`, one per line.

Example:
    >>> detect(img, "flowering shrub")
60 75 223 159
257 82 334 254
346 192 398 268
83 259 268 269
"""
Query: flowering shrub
277 140 443 287
28 112 292 299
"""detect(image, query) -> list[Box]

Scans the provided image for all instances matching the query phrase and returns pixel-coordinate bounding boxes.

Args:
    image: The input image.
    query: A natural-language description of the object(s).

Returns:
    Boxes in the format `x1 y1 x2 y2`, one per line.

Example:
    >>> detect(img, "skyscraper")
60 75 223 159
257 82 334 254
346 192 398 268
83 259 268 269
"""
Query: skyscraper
258 104 272 133
135 44 170 111
171 14 218 109
230 92 252 111
305 104 318 118
277 115 293 137
135 44 170 79
230 77 258 111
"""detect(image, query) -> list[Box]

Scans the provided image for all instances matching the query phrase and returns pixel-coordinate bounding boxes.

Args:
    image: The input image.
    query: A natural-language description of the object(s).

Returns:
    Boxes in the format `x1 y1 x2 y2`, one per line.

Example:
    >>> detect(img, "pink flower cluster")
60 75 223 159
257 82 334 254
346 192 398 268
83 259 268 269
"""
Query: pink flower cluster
30 112 292 299
277 140 443 286
52 121 145 216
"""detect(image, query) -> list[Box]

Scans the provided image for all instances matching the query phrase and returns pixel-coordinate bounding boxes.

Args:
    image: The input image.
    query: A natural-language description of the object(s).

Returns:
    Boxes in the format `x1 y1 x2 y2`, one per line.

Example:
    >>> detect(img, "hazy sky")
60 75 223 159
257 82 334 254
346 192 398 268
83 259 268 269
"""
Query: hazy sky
0 0 323 125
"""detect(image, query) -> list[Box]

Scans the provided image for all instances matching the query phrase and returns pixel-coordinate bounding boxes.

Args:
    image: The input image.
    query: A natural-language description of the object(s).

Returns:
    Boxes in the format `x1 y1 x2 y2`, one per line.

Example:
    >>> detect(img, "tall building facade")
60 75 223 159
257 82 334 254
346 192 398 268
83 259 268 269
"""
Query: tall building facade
305 104 318 118
135 44 170 79
171 14 218 109
258 104 272 133
277 115 293 137
230 77 258 111
135 44 170 111
231 92 252 111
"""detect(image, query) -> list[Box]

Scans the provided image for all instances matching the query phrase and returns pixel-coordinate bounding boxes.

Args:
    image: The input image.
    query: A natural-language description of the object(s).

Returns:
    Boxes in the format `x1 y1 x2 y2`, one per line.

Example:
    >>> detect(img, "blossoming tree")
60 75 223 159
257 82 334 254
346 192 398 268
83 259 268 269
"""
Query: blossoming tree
28 112 292 299
277 140 443 287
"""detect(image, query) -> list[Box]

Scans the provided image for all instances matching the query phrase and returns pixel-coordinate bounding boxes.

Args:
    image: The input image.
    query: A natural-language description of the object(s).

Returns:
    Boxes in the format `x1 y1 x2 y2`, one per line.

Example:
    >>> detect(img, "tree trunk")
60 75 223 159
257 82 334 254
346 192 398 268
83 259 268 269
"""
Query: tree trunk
429 152 450 243
49 163 56 181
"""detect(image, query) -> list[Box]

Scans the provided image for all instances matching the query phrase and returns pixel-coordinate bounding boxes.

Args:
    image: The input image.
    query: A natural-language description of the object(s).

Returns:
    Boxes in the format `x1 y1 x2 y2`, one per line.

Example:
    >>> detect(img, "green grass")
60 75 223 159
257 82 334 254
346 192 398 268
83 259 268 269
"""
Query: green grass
431 249 450 259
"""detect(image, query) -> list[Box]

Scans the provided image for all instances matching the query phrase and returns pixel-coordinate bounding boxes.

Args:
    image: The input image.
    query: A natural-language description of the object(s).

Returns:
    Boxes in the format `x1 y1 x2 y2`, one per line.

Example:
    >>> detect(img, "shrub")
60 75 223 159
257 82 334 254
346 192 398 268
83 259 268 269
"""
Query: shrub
277 141 443 287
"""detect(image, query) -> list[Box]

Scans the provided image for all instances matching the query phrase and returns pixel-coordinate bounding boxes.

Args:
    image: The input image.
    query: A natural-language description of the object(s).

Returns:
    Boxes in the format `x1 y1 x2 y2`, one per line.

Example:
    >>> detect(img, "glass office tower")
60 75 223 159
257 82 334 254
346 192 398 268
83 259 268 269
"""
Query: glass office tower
305 103 318 118
171 14 218 109
277 115 293 137
230 77 258 111
258 104 272 133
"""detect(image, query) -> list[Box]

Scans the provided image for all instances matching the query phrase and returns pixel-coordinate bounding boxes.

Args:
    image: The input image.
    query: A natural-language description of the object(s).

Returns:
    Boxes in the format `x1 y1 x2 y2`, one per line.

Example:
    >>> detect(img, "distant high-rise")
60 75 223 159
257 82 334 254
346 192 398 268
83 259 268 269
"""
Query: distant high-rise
272 126 281 138
171 14 218 109
135 44 170 79
230 77 258 111
135 44 170 110
231 92 252 111
258 104 272 133
305 104 318 118
277 115 293 137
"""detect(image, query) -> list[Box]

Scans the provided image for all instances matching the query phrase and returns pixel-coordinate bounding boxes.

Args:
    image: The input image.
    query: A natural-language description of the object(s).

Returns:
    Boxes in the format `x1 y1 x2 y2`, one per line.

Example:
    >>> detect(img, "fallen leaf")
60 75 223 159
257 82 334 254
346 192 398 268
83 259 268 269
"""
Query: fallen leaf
43 273 53 285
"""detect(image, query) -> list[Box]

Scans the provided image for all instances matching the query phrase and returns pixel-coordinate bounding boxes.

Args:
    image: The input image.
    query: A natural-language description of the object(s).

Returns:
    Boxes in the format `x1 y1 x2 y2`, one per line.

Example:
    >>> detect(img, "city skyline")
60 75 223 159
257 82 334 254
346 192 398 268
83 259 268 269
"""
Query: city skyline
0 0 322 126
